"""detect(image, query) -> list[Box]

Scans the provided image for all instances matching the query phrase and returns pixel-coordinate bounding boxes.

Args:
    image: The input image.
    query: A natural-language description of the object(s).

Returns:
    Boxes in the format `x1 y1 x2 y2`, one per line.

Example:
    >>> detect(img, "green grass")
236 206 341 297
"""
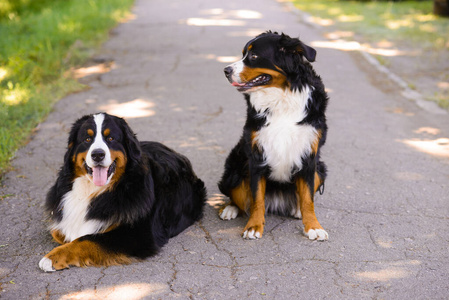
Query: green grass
293 0 449 49
293 0 449 108
0 0 135 177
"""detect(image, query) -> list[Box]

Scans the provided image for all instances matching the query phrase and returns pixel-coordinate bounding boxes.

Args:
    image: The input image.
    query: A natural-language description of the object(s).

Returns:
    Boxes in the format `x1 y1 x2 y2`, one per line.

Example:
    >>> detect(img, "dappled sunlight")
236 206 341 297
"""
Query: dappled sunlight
311 39 417 57
183 8 262 27
414 127 441 135
338 15 364 22
98 99 156 118
227 28 268 38
356 268 409 281
376 238 393 249
311 40 361 51
309 16 334 26
201 54 240 63
2 85 28 106
199 8 262 19
325 31 354 40
73 62 114 79
355 261 420 282
386 19 412 30
402 138 449 158
60 283 167 300
216 56 240 63
437 81 449 90
0 67 8 81
185 18 245 27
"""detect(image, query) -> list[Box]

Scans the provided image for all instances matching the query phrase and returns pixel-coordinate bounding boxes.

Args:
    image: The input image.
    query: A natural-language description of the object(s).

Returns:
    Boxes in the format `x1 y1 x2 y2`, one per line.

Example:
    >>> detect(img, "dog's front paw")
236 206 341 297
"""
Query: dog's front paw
38 244 76 272
219 204 239 220
242 222 264 240
39 257 56 272
305 228 328 241
242 227 262 239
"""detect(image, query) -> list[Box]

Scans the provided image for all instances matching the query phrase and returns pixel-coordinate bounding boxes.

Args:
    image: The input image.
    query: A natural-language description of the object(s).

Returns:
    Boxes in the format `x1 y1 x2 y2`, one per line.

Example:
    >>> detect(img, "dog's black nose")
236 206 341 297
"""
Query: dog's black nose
91 149 106 163
224 66 233 78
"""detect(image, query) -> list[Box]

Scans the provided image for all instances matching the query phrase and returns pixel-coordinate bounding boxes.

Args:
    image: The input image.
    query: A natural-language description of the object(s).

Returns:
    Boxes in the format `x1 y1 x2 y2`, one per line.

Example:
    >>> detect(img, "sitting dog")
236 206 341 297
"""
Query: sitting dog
218 31 329 240
39 113 206 271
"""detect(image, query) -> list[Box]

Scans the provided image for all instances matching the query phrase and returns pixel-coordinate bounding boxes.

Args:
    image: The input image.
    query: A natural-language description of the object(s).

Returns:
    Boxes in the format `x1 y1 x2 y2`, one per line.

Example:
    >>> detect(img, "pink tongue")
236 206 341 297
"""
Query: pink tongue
92 167 108 186
232 82 245 87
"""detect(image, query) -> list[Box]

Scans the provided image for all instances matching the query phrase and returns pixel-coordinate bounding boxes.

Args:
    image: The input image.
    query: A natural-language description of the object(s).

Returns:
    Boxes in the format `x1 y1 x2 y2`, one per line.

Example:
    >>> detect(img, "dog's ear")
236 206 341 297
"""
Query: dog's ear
279 33 316 62
117 117 141 165
297 40 316 62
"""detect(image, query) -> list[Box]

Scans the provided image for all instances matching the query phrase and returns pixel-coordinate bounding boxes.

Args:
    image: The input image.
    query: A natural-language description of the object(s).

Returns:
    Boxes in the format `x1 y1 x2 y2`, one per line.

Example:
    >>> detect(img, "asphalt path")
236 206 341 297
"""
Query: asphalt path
1 0 448 298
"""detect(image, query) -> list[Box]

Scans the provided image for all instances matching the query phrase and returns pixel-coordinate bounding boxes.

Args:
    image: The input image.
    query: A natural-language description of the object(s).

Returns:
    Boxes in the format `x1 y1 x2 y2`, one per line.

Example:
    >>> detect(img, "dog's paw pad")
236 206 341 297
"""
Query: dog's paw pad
219 205 239 220
243 229 261 240
39 257 55 272
305 228 328 241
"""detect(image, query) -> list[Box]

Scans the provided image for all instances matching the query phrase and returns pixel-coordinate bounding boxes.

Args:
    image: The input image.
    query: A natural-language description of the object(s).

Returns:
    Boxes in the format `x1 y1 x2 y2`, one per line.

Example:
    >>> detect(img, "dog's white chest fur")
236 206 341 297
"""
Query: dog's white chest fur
51 177 108 242
251 86 317 182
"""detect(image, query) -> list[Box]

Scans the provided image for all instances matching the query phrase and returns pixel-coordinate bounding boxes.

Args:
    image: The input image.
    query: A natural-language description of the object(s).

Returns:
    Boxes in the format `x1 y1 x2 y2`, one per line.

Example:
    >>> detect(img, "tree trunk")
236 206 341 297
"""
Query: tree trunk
434 0 449 17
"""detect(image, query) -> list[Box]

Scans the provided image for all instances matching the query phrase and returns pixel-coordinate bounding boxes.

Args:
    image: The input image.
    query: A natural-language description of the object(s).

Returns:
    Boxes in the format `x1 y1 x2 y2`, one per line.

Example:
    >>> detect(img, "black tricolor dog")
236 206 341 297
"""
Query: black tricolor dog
218 31 329 240
39 113 206 271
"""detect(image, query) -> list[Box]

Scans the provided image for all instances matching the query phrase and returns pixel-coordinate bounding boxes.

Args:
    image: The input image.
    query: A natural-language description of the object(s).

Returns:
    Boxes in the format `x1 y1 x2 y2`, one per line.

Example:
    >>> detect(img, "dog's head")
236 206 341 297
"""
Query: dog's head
224 31 316 93
64 113 141 187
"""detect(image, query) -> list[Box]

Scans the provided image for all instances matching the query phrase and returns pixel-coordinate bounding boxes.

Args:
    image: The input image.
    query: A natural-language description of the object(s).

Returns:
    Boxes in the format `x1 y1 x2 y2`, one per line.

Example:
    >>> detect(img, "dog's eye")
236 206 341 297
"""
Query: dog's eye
85 137 92 143
250 54 258 60
107 136 114 142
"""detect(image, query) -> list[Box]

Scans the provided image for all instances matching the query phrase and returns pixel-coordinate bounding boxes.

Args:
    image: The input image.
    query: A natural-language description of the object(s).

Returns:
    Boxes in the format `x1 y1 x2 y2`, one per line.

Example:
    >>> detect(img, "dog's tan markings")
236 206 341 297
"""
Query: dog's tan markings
109 150 127 185
103 128 110 137
73 151 88 178
247 44 253 51
240 67 288 90
311 130 322 155
87 129 94 137
296 178 323 233
103 224 119 233
51 229 67 245
314 172 323 194
242 177 266 239
228 179 251 213
251 131 259 149
43 239 134 270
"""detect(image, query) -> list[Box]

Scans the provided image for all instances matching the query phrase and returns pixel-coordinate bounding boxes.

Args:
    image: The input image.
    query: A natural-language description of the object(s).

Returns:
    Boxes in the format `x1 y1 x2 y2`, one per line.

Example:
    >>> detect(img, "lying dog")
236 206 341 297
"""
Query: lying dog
39 113 206 271
218 31 329 240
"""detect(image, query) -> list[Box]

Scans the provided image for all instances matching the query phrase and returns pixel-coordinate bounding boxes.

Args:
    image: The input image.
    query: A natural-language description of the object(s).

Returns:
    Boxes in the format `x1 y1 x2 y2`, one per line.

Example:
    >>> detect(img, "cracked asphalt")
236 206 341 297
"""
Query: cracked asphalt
1 0 449 299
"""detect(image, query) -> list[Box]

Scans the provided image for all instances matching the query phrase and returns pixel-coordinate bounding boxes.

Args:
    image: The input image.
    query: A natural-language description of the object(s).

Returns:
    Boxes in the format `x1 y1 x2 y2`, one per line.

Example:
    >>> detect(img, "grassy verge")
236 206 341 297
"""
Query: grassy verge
292 0 449 108
293 0 448 48
0 0 135 177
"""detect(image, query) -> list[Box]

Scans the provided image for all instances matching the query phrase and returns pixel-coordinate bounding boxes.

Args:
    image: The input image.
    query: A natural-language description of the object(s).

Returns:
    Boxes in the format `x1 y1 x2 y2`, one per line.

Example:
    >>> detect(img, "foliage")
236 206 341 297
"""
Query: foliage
293 0 449 49
0 0 134 176
293 0 449 108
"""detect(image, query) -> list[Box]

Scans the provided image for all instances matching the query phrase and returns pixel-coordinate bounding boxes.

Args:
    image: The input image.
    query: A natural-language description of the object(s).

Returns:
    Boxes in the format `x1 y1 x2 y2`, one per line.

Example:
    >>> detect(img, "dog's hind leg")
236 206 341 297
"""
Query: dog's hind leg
219 179 250 220
39 238 134 272
296 177 328 241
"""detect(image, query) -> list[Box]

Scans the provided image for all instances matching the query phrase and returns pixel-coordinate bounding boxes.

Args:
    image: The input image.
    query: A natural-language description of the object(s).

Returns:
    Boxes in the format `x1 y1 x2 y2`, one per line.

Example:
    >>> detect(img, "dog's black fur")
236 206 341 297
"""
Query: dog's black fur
40 113 206 271
218 31 329 240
